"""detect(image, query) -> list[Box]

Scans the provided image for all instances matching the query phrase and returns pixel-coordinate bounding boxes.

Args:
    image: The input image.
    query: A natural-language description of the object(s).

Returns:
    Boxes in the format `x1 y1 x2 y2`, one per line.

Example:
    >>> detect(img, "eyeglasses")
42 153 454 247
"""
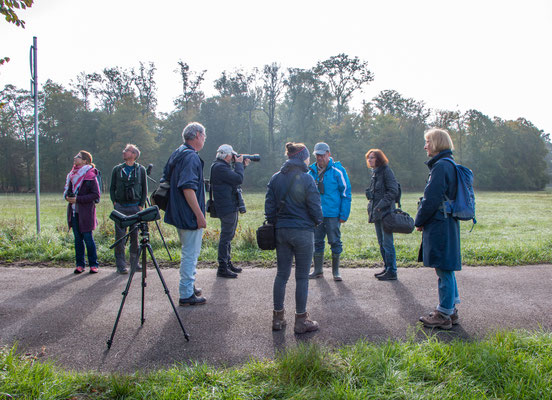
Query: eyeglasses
74 155 83 159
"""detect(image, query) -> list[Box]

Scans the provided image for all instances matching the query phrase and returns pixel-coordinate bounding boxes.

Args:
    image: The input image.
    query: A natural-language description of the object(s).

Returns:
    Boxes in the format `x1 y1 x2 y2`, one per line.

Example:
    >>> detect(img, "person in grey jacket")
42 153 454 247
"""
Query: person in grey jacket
265 142 323 334
365 149 400 281
110 144 148 275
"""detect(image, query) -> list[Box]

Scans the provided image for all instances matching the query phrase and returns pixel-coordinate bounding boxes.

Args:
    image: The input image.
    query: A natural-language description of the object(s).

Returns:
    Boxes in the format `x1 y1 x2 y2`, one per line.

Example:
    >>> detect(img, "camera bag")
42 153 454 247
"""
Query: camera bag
256 172 299 250
382 208 415 234
206 164 217 218
150 181 170 211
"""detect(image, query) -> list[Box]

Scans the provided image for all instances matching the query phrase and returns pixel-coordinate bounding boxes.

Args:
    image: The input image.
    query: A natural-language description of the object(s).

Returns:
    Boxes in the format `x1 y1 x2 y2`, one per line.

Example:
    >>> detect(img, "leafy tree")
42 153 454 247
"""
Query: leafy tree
132 62 157 116
0 0 33 27
261 63 285 152
314 53 374 123
174 60 206 113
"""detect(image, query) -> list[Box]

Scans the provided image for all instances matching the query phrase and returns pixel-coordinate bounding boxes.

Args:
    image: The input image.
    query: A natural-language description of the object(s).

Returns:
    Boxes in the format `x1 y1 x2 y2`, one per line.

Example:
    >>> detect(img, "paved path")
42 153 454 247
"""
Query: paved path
0 265 551 373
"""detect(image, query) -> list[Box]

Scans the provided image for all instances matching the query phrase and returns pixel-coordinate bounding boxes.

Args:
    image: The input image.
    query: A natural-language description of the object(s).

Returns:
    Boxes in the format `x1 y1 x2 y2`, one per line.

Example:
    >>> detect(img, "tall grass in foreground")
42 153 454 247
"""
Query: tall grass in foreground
1 191 551 265
1 330 552 399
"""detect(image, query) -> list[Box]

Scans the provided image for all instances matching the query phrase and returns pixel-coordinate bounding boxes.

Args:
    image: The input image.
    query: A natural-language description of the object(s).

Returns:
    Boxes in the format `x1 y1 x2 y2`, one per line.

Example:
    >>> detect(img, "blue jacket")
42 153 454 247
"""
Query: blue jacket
308 158 352 221
414 150 461 271
163 144 205 230
265 158 323 231
210 158 244 217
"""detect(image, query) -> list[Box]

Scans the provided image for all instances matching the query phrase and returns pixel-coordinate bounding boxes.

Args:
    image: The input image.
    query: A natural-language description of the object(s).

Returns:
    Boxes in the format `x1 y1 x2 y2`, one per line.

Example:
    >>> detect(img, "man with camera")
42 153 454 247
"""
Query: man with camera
110 144 148 275
163 122 207 306
210 144 251 278
307 142 352 281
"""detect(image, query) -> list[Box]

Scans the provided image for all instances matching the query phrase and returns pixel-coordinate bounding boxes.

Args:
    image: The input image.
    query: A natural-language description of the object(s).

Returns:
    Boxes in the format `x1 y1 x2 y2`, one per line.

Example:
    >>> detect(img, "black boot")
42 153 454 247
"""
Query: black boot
377 269 397 281
217 262 238 278
228 261 242 273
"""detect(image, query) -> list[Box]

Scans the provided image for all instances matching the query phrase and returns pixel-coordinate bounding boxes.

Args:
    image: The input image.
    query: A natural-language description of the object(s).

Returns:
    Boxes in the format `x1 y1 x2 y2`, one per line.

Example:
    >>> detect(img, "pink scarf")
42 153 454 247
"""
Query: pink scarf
63 164 93 198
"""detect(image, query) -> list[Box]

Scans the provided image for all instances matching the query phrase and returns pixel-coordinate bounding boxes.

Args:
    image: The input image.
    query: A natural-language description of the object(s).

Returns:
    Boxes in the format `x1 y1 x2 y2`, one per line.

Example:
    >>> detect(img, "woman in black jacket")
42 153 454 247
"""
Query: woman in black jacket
365 149 399 281
265 142 323 334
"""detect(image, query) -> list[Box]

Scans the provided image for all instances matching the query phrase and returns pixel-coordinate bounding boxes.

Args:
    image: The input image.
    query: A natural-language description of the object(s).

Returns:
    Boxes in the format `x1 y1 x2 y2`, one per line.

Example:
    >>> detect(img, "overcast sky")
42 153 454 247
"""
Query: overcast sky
2 0 551 134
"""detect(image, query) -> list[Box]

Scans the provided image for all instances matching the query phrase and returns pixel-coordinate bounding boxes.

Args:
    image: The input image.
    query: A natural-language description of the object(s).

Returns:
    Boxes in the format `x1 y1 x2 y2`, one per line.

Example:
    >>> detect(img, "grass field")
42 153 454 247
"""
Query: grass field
2 330 552 399
1 191 551 266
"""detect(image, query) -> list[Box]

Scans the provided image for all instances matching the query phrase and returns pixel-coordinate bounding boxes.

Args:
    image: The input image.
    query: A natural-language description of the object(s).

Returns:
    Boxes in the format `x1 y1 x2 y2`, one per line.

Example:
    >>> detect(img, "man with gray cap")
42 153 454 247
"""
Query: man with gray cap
210 144 250 278
307 142 352 281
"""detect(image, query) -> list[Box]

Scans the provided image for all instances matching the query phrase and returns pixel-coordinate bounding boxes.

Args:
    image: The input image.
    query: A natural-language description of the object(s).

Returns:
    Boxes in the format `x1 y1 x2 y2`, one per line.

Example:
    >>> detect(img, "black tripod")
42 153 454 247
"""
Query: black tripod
106 221 189 349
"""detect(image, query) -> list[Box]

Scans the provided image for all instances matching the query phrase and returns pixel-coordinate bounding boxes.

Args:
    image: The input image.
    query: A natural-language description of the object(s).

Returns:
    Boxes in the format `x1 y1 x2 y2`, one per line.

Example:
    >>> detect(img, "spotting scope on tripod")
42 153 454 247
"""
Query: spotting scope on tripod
106 205 189 349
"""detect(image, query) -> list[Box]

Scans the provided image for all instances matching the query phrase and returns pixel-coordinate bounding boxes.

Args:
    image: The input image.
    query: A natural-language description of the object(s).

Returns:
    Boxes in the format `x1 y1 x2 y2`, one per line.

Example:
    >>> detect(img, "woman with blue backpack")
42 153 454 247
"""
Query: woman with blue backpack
415 128 462 329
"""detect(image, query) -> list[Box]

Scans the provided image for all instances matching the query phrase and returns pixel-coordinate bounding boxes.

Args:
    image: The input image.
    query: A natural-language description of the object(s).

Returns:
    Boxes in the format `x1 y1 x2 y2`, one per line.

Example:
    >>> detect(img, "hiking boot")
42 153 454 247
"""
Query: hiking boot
332 253 342 281
272 309 286 331
194 285 202 297
374 268 387 277
419 310 452 329
217 263 238 278
294 312 319 334
228 261 242 273
89 266 99 274
179 294 207 306
309 253 324 279
451 308 459 325
74 266 84 274
377 269 397 281
117 267 129 275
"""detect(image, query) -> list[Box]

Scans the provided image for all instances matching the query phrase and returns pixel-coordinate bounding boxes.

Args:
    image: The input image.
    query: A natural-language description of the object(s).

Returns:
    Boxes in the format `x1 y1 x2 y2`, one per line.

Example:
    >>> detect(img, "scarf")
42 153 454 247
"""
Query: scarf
63 164 93 198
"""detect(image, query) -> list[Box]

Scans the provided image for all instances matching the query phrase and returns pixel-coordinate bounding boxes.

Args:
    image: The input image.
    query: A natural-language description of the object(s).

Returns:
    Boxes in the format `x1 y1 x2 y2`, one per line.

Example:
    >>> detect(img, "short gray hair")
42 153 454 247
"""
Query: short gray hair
124 143 140 159
182 122 206 142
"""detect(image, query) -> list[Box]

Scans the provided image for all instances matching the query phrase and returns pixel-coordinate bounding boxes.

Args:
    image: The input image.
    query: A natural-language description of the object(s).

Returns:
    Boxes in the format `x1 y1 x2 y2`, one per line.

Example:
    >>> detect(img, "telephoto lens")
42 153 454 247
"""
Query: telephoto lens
240 154 261 162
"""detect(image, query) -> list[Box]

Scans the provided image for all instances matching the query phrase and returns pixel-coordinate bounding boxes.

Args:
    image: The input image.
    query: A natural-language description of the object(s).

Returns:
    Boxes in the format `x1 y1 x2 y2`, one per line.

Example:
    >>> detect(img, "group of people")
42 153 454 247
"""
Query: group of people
63 122 463 333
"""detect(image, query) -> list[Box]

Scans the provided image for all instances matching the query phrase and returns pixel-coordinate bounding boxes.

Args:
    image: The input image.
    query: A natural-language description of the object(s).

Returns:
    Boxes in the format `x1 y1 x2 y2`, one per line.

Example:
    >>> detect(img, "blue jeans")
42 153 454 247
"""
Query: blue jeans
72 213 98 268
177 228 203 299
374 220 396 273
314 217 342 255
273 228 314 314
217 211 238 264
435 268 460 315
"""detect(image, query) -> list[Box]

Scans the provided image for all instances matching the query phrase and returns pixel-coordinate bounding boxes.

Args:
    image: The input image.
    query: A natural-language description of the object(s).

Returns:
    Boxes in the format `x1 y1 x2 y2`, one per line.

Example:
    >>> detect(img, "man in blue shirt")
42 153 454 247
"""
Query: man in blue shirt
163 122 207 305
307 142 352 281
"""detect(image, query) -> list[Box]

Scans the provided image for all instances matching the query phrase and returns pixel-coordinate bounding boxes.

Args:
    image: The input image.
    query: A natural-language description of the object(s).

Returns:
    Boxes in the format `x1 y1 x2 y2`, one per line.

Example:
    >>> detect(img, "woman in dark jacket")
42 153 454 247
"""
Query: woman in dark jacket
415 128 461 329
365 149 400 281
265 142 323 334
64 150 101 274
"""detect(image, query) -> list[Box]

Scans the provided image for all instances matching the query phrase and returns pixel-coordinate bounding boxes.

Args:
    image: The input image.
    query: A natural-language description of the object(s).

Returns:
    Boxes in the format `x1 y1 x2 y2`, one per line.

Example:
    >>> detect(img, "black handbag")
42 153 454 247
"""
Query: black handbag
206 164 217 218
382 208 415 234
256 173 298 250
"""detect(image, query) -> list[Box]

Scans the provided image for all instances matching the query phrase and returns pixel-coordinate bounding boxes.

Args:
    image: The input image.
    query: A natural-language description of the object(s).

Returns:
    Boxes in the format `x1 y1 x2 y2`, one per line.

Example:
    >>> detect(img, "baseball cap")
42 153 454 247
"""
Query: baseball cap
313 142 330 155
216 144 238 157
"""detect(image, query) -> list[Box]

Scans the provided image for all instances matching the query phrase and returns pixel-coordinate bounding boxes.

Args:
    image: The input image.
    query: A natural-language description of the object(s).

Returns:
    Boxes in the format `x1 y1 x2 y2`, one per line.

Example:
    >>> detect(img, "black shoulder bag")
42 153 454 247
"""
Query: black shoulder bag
256 173 298 250
206 163 217 218
150 148 191 211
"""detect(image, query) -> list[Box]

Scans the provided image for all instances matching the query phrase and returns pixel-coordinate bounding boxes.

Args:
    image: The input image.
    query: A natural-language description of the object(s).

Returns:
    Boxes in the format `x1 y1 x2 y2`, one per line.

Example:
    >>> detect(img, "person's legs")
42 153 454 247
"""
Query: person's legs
217 212 238 264
374 220 387 265
72 213 85 268
293 230 314 314
325 217 342 255
313 222 327 255
177 228 204 299
381 228 396 273
82 231 98 268
273 228 293 312
435 268 456 315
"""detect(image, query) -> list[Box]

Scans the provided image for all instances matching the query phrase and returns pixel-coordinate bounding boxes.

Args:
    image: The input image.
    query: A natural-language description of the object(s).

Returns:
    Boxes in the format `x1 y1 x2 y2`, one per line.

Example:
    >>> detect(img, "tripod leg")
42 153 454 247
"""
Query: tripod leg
140 244 147 325
146 243 190 341
106 263 139 349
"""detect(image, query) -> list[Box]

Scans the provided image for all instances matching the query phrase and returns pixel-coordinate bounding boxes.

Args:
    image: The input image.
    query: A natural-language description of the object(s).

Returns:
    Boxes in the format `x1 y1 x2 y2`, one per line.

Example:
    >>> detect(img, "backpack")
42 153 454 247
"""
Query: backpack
94 169 103 203
440 158 476 229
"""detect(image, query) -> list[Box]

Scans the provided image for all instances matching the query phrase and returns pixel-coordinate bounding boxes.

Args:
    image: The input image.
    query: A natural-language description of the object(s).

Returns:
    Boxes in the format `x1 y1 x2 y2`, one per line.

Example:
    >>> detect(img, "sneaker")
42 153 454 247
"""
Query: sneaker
228 261 242 273
374 268 387 277
117 268 129 275
89 266 99 274
376 270 397 281
420 310 452 330
451 308 459 325
179 294 207 306
74 266 85 274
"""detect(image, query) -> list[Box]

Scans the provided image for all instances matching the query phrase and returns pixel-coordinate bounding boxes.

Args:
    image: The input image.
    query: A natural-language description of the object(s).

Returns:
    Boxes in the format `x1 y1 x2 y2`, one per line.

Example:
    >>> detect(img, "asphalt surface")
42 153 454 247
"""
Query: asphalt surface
1 264 551 373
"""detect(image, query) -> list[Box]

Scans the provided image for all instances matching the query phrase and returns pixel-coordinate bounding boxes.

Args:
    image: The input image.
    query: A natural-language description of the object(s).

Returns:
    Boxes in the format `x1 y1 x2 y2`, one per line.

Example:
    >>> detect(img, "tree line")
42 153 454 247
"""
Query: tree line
0 54 550 193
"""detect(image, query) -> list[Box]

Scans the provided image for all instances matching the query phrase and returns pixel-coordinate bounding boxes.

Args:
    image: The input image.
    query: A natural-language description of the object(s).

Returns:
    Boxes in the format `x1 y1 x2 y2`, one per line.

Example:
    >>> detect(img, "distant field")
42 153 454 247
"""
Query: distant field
0 191 551 265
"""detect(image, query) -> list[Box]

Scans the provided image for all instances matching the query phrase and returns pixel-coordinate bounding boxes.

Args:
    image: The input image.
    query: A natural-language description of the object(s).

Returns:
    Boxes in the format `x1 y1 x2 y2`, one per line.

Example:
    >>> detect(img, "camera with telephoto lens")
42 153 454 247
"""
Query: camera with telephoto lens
235 154 261 162
236 187 246 214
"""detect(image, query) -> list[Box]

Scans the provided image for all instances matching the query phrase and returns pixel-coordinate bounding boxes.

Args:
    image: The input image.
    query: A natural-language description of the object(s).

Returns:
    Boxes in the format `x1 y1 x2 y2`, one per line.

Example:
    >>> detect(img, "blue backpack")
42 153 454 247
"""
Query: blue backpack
440 158 476 230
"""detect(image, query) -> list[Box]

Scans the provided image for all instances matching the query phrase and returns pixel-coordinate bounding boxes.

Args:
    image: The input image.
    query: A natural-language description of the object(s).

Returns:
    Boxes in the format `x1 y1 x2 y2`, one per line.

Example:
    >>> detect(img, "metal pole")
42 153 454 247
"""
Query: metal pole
30 36 40 234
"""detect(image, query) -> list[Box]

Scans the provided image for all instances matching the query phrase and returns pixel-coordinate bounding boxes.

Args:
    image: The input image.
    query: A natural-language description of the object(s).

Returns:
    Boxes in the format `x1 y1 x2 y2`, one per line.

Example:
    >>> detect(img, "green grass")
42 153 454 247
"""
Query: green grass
1 191 551 265
2 329 552 399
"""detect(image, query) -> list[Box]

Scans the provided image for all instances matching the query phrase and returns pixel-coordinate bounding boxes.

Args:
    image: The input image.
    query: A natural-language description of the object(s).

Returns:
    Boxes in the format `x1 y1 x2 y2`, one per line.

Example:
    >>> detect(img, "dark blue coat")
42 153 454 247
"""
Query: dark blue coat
265 158 323 231
210 158 244 217
414 150 461 271
163 144 205 230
